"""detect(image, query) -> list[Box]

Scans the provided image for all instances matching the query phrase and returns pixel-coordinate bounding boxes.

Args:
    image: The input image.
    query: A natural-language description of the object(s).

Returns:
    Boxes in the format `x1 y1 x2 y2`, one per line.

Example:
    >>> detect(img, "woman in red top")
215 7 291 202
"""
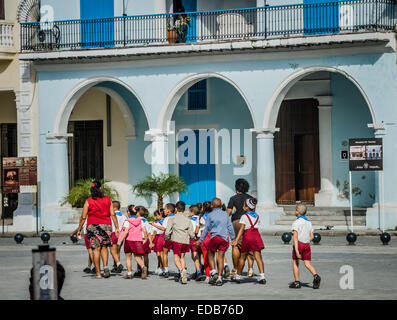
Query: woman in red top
71 180 120 279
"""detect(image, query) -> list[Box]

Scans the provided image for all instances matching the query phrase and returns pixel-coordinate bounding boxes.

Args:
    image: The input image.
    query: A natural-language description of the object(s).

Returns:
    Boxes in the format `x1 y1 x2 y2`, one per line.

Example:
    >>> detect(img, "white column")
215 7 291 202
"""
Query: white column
253 128 284 229
315 96 335 207
12 61 36 232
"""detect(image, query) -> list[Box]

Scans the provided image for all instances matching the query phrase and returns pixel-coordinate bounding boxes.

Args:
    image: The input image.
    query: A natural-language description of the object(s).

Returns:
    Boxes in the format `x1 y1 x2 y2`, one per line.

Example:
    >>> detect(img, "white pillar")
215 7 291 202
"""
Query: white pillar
315 96 335 207
12 61 36 232
254 128 284 229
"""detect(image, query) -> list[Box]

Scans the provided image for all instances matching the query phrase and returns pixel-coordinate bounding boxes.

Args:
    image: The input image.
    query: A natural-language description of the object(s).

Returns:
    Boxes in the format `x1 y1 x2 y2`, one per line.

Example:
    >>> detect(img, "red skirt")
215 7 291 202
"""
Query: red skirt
153 234 165 252
143 239 152 254
164 236 173 251
241 228 264 252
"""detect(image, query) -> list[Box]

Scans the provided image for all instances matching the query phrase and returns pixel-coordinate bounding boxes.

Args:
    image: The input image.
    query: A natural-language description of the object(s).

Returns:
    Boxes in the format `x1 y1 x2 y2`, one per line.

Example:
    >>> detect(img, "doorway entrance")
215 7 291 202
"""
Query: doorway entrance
68 120 104 187
274 99 320 204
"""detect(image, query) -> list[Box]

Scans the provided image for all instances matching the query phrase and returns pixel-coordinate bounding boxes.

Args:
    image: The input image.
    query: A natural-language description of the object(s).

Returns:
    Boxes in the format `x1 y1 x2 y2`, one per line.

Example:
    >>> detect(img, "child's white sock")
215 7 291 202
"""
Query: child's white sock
127 271 132 275
224 263 228 267
164 267 168 272
218 276 222 281
259 273 265 279
117 262 121 267
210 269 216 276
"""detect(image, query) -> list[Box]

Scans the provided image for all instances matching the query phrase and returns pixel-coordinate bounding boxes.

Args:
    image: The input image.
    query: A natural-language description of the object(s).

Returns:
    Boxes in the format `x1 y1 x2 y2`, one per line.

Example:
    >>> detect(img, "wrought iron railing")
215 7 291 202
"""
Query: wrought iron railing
20 0 396 52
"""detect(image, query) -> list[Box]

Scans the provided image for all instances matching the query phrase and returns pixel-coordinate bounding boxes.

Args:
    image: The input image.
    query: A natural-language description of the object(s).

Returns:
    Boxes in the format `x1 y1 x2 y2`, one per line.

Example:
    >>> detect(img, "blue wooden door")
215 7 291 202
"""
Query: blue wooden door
178 129 216 204
81 0 114 48
304 0 339 35
182 0 197 43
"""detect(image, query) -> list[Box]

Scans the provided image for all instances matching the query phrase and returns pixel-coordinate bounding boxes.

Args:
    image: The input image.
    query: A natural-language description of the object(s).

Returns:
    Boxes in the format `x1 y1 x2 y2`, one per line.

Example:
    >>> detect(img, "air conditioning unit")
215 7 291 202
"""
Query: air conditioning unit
36 24 60 50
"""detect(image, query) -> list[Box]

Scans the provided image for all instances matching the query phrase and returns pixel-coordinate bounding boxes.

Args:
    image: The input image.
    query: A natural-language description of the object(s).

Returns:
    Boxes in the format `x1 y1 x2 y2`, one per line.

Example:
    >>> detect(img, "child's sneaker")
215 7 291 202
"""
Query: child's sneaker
141 266 148 280
195 272 205 281
190 271 198 280
216 278 223 286
181 269 188 284
91 267 96 274
235 275 241 284
116 264 124 273
204 276 210 283
230 269 237 281
123 273 133 279
134 269 142 277
83 267 91 273
313 274 321 289
162 271 169 278
103 267 110 278
258 278 266 285
289 281 301 289
223 265 230 278
247 268 254 277
209 274 219 285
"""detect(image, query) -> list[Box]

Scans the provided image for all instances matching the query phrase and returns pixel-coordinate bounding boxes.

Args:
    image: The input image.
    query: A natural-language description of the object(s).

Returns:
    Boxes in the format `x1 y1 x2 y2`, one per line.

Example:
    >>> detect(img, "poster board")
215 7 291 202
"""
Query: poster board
2 157 37 193
349 138 383 171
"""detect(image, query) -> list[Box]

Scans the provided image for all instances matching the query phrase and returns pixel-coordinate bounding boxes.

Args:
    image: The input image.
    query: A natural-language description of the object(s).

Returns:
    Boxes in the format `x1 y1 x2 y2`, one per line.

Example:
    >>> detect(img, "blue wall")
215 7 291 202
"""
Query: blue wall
331 73 375 207
170 78 255 204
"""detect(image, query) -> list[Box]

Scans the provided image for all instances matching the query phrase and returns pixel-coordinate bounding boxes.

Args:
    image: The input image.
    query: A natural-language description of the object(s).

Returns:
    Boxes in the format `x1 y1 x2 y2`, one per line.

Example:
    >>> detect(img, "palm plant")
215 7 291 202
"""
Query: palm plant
61 179 119 208
132 173 188 209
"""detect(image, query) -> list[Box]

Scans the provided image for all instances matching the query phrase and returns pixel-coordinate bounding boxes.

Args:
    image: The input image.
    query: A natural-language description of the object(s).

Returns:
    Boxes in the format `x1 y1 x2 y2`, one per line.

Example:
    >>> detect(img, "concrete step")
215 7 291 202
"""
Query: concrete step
274 220 366 226
281 206 367 216
277 215 366 222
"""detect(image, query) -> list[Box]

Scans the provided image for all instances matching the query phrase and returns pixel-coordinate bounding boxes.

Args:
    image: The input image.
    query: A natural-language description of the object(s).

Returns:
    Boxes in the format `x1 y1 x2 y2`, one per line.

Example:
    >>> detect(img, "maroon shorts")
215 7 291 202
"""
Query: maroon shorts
172 242 190 255
143 239 152 254
208 236 229 253
241 228 265 253
292 241 312 261
189 238 200 253
164 239 173 251
111 232 118 245
153 234 165 252
124 240 145 255
84 234 90 250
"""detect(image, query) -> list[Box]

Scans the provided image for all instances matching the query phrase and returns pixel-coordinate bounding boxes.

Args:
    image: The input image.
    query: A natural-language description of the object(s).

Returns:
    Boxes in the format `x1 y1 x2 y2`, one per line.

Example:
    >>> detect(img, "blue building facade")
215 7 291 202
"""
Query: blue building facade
11 0 397 232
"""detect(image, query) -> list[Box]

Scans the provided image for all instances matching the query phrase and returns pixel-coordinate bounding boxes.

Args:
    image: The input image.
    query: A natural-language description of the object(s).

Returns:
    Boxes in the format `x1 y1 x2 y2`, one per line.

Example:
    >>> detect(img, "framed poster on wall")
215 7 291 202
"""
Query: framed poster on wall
2 157 37 193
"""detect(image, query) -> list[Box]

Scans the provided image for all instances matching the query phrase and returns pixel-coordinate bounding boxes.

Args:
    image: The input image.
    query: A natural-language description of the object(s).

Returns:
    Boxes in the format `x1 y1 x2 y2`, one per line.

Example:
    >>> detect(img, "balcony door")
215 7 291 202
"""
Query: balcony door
304 0 339 35
80 0 114 48
181 0 197 43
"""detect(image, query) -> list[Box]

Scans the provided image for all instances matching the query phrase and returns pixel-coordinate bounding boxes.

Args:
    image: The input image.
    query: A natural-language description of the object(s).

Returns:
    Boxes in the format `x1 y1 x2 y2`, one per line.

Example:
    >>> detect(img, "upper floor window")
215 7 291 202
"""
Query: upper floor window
0 0 5 20
188 80 207 111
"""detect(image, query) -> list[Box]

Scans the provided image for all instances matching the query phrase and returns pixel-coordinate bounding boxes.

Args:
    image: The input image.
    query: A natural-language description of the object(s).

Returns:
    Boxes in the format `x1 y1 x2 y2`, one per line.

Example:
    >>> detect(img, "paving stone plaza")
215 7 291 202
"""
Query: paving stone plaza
1 235 396 300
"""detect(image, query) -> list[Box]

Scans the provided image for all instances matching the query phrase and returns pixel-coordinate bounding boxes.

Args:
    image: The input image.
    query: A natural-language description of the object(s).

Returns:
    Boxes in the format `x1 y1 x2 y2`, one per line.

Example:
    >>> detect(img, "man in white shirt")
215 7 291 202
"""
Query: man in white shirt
289 204 321 289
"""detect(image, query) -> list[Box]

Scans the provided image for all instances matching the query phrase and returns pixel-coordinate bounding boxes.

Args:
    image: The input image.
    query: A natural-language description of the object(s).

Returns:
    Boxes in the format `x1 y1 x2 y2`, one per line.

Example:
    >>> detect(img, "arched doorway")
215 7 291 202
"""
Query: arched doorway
160 74 255 205
266 68 376 208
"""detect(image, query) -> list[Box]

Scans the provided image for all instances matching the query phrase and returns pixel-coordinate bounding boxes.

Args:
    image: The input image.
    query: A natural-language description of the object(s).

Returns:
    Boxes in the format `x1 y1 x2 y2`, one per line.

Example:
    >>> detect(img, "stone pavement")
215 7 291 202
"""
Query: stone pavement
0 236 396 300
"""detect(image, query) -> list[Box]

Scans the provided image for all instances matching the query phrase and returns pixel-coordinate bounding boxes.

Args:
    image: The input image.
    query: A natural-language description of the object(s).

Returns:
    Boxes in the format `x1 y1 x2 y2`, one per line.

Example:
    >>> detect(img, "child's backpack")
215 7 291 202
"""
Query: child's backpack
125 217 143 242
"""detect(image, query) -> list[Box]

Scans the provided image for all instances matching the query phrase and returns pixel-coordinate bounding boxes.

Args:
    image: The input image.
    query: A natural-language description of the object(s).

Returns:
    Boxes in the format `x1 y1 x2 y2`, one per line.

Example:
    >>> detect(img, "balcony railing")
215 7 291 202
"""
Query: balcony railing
20 0 396 53
0 22 15 48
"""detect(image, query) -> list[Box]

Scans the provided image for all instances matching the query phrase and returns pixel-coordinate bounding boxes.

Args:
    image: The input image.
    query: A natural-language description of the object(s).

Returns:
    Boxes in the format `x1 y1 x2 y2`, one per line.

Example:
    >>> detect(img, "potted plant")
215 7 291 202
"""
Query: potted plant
167 23 178 44
132 173 187 209
61 178 119 208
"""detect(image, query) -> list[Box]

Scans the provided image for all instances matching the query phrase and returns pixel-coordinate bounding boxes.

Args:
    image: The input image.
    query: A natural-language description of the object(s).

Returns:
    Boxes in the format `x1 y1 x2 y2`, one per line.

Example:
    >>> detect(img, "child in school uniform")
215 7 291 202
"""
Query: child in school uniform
156 203 176 278
165 201 195 284
151 209 165 275
141 207 154 274
188 205 203 280
110 200 126 274
117 205 148 280
77 220 95 274
195 201 212 282
289 203 321 289
231 198 266 284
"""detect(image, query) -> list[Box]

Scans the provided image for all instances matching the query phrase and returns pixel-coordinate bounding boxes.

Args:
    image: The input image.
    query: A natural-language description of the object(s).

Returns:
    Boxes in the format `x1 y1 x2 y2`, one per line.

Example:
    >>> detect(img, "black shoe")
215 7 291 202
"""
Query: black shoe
175 273 181 282
83 267 91 274
111 267 117 273
200 264 205 275
313 274 321 289
258 278 266 285
191 272 198 280
91 267 96 274
103 268 110 278
235 277 241 284
134 270 142 277
216 278 223 286
115 264 124 273
223 265 230 278
209 274 219 285
163 271 169 278
289 281 301 289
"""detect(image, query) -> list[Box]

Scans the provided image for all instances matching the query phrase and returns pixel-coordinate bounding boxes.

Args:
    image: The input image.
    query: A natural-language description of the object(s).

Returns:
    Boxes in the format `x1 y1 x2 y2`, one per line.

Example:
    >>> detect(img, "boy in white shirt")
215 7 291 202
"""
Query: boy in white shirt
289 204 321 289
110 201 126 273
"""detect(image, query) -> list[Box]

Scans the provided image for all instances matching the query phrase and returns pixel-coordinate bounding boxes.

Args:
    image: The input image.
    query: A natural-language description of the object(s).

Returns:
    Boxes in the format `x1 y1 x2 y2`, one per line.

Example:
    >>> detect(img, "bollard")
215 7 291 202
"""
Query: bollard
31 245 58 300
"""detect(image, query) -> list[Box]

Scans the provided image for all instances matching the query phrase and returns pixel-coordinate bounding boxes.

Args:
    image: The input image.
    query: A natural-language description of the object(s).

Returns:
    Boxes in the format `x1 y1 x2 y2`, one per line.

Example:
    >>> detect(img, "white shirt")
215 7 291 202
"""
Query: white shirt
141 219 152 237
291 217 313 244
152 220 165 235
197 215 207 237
111 211 127 232
239 213 260 230
190 215 199 232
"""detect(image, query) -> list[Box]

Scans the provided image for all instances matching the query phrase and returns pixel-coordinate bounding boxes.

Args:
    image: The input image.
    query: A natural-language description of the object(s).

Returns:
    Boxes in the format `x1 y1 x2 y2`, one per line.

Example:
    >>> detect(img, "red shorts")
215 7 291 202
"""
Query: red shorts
164 239 173 251
84 234 90 250
189 238 200 253
172 242 190 255
143 239 152 254
208 236 229 252
124 240 145 255
153 234 165 252
292 241 312 261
